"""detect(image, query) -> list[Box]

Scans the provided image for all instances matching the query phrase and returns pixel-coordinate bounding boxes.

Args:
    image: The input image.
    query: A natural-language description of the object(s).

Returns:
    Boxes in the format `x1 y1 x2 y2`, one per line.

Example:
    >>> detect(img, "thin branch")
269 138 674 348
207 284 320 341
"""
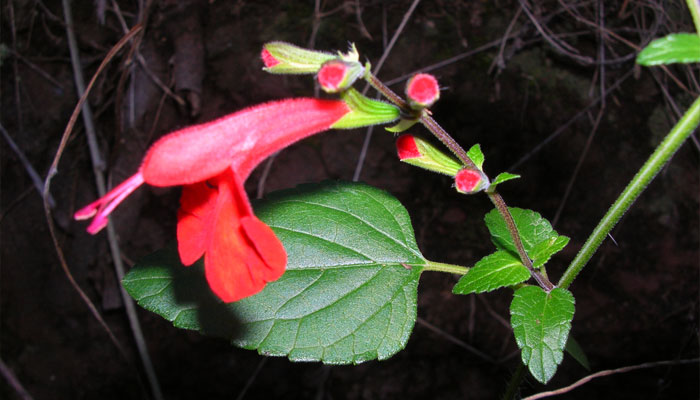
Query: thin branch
0 123 56 207
0 358 34 400
61 2 163 398
416 317 496 363
354 0 422 181
523 358 700 400
42 19 142 389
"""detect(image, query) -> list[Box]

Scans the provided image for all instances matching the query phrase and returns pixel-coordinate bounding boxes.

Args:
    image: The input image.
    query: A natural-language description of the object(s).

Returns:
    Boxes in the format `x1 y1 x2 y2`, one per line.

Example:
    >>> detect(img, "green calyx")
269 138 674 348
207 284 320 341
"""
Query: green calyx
262 41 337 74
401 136 463 177
332 88 400 129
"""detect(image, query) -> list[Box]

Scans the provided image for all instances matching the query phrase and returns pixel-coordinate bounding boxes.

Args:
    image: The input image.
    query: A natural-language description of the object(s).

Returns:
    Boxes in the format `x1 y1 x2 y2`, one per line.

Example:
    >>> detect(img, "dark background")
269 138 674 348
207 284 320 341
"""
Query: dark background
1 1 698 399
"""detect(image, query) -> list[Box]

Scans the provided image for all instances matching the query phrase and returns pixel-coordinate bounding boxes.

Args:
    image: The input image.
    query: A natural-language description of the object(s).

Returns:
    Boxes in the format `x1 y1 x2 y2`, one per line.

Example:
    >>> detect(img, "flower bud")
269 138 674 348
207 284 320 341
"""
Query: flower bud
261 41 336 74
331 88 400 129
405 73 440 109
317 59 364 93
396 135 462 176
455 168 490 194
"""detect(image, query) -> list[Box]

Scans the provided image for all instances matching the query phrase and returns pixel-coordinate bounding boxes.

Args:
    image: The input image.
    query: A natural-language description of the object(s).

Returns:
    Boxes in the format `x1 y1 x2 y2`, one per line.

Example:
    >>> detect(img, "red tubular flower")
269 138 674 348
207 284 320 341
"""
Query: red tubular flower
75 98 351 302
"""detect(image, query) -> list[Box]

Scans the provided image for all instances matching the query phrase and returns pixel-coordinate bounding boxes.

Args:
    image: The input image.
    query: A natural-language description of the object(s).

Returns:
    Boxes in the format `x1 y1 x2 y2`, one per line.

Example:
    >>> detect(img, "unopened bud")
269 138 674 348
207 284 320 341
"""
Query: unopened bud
406 73 440 109
261 41 336 74
455 168 489 194
317 59 364 93
396 135 462 176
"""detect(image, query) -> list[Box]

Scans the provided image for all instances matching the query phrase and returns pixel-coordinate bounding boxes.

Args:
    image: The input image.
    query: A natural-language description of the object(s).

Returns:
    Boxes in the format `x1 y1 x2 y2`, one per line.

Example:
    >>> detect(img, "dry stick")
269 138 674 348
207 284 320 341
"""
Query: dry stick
42 21 142 386
353 0 422 182
235 358 268 400
518 0 593 64
7 48 65 90
60 3 163 399
257 0 324 199
0 358 34 400
522 358 700 400
651 70 700 152
489 7 523 74
552 2 607 227
509 69 633 171
416 317 496 363
0 123 56 208
553 107 604 227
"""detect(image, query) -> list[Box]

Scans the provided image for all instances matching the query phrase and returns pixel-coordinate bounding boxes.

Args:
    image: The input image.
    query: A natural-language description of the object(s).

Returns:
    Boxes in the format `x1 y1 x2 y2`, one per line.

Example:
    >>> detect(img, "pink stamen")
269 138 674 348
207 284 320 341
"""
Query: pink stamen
74 173 145 234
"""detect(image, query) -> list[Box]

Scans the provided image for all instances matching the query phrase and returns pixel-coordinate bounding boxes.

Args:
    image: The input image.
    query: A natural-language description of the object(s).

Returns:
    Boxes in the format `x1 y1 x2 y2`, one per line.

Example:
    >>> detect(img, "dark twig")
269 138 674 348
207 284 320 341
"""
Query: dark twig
0 123 56 207
523 358 700 399
0 358 34 400
42 20 143 389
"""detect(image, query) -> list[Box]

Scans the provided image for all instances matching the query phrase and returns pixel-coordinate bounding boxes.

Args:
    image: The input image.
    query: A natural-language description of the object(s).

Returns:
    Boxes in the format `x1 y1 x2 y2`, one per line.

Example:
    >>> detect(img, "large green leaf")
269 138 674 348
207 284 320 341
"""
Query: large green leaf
452 250 529 294
123 181 426 364
636 33 700 66
510 286 575 384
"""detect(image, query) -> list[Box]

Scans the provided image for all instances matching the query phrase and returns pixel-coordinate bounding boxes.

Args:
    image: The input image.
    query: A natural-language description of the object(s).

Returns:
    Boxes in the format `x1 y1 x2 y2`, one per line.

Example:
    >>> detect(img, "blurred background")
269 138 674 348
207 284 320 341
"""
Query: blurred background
1 0 698 398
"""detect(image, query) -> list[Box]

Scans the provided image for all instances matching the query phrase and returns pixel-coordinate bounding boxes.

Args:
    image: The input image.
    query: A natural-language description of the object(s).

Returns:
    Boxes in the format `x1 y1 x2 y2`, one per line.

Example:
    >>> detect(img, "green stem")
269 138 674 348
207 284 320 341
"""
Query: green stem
422 260 470 275
489 192 554 291
559 95 700 289
365 71 553 290
501 363 527 400
685 0 700 37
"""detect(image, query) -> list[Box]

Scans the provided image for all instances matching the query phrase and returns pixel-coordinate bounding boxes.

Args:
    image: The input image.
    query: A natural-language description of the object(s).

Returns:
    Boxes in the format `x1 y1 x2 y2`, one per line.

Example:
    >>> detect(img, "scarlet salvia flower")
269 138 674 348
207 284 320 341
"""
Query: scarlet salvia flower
75 97 398 302
405 73 440 109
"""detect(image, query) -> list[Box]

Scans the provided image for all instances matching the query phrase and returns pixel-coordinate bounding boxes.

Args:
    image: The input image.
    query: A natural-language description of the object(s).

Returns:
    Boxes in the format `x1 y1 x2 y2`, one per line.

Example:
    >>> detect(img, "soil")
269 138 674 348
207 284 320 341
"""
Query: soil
1 1 698 399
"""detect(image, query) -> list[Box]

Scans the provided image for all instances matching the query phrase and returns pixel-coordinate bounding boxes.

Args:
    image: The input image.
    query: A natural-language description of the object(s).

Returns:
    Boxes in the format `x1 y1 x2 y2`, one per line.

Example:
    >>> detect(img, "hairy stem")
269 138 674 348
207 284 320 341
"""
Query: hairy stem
489 192 554 291
559 95 700 289
421 260 470 275
365 72 553 290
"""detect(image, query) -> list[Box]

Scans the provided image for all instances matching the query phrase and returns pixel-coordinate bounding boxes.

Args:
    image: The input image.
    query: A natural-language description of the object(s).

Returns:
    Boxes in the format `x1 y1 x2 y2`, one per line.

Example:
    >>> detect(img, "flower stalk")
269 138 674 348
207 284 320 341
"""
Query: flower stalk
364 71 553 290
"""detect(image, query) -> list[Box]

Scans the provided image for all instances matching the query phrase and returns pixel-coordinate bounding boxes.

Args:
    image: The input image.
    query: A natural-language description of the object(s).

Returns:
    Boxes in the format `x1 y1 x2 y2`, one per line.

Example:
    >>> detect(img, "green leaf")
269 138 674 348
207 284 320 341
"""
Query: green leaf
491 172 520 187
565 335 590 371
452 251 529 294
484 208 558 255
123 181 426 364
530 235 570 269
510 286 575 384
636 33 700 66
467 144 485 170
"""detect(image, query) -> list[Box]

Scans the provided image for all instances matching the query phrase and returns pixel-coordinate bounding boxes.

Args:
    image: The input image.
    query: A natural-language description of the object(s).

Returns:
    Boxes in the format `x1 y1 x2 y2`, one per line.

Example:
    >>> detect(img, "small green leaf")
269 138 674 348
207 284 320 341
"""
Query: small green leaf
484 208 559 256
491 172 520 187
636 33 700 66
123 182 426 365
452 250 529 294
467 144 485 170
510 286 575 384
565 336 590 371
530 235 570 269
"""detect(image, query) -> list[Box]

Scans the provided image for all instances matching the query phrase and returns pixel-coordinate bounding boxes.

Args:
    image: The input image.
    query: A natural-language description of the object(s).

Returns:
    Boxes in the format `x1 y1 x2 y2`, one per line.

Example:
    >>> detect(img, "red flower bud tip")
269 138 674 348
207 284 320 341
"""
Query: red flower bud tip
406 73 440 108
317 60 348 92
396 135 421 160
261 48 280 68
455 168 487 194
